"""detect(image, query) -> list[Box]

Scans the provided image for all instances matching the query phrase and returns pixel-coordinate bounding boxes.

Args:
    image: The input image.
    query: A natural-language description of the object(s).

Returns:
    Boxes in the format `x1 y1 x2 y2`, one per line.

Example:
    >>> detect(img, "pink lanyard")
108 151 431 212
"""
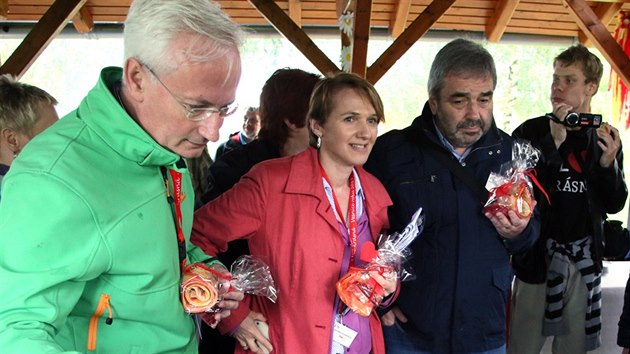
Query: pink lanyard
320 164 358 266
161 167 187 273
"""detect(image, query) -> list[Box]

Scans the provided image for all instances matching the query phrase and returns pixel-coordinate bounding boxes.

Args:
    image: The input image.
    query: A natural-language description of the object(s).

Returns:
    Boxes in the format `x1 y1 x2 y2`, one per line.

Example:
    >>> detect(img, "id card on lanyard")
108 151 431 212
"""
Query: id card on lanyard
320 163 360 350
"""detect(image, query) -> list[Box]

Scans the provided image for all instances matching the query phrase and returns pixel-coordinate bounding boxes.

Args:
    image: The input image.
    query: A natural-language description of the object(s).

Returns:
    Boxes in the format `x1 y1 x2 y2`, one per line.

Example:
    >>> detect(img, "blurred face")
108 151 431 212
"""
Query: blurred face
550 61 596 115
2 102 58 166
311 87 379 169
242 111 260 139
29 102 59 138
17 102 58 148
429 73 494 155
137 40 241 159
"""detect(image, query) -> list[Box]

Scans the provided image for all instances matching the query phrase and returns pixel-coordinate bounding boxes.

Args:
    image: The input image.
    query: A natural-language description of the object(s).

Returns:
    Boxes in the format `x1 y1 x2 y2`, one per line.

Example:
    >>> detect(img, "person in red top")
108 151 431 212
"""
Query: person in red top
192 72 396 354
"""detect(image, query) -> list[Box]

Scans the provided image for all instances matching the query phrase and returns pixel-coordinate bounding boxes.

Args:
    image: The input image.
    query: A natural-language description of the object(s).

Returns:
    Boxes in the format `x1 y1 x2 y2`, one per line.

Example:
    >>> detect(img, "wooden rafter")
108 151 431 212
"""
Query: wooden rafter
248 0 338 75
288 0 302 27
367 0 456 84
72 6 94 34
0 0 87 78
579 2 622 46
0 0 8 21
562 0 630 88
486 0 520 43
351 0 372 77
390 0 411 38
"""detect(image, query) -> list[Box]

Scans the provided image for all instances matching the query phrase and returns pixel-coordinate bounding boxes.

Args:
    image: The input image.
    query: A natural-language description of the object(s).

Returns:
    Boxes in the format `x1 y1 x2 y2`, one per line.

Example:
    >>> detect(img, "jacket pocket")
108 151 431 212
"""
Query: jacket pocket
87 293 114 351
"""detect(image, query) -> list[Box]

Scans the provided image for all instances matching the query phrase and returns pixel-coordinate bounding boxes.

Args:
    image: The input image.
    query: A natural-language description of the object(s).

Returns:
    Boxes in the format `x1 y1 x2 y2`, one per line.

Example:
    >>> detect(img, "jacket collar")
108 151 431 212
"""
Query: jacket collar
284 147 391 234
76 67 182 168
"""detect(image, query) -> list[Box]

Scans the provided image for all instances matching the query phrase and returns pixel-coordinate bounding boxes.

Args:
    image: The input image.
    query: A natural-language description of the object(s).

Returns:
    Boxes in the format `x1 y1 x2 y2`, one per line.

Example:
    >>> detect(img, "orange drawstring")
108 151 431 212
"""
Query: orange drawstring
87 294 113 351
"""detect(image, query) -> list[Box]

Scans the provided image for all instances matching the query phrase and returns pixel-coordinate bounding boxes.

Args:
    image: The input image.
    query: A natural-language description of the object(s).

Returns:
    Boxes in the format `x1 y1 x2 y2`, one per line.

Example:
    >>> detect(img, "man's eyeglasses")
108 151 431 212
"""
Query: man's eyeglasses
141 63 238 121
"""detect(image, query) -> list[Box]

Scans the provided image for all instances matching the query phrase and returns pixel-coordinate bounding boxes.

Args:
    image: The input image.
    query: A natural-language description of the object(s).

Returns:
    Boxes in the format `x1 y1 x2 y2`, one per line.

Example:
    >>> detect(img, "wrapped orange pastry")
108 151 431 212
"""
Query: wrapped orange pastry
483 140 548 217
336 207 424 317
483 177 533 217
180 263 222 314
336 267 384 317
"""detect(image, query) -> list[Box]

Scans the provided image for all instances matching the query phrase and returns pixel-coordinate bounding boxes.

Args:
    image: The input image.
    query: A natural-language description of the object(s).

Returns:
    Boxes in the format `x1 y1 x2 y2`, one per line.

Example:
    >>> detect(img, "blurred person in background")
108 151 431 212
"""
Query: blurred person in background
215 106 260 159
198 67 321 353
0 74 58 199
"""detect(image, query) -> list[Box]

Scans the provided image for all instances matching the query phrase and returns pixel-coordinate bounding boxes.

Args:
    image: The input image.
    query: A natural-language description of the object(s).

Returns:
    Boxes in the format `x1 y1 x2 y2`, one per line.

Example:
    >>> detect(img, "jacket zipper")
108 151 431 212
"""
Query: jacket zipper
87 293 114 351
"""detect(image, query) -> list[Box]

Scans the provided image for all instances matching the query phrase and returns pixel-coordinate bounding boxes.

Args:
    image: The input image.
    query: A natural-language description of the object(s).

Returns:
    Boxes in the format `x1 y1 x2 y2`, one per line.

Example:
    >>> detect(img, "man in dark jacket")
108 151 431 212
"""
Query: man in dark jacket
364 38 540 353
214 106 260 159
509 45 627 353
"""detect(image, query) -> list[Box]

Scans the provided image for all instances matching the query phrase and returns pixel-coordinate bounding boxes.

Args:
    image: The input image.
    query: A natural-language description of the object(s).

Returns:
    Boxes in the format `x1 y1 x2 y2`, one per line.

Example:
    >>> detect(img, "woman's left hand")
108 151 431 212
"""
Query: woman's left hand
369 270 397 297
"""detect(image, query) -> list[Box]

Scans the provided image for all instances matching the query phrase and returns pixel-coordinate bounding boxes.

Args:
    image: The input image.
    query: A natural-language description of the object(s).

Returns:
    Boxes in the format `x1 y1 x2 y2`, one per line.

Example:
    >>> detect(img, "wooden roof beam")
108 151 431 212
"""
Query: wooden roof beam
578 2 622 46
0 0 87 78
562 0 630 88
367 0 456 84
390 0 411 38
72 5 94 34
288 0 302 27
0 0 8 21
486 0 520 43
351 0 372 77
248 0 338 75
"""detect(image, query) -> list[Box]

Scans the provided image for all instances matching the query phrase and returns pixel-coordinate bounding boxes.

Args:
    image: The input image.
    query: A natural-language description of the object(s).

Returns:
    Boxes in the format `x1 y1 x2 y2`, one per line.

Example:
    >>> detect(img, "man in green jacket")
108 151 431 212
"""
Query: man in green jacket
0 0 244 352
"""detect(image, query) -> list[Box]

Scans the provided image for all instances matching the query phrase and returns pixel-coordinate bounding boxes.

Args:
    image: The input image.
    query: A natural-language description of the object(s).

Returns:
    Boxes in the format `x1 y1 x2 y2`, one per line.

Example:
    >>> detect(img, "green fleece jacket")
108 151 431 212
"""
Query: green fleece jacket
0 67 213 353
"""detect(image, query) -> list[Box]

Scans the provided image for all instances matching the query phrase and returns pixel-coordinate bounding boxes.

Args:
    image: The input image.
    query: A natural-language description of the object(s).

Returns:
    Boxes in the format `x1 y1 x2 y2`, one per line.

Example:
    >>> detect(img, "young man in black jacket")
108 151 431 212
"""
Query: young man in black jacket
509 44 627 353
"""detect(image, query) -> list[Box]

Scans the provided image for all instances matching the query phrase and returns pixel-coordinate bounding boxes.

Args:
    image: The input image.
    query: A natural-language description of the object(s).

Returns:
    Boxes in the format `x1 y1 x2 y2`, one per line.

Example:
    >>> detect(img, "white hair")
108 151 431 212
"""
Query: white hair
123 0 243 75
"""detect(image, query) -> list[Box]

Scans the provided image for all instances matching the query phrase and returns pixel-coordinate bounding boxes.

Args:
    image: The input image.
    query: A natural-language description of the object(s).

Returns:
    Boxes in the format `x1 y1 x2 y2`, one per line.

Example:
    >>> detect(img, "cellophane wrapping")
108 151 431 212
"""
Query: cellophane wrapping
336 207 424 317
483 139 541 218
230 255 278 303
181 256 277 315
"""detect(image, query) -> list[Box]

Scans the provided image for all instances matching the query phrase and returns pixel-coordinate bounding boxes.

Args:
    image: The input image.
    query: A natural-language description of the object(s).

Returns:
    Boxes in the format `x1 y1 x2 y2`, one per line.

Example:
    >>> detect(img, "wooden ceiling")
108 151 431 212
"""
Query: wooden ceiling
2 0 630 86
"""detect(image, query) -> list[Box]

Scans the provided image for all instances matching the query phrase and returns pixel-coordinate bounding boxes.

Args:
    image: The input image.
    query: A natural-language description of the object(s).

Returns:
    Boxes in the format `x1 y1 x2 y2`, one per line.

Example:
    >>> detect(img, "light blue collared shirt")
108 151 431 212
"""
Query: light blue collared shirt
433 119 472 162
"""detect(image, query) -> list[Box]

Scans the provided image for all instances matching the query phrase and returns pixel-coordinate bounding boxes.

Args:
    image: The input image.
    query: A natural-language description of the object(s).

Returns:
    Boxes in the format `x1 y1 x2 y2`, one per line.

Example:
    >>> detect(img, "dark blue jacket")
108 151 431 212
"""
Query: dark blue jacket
364 103 540 353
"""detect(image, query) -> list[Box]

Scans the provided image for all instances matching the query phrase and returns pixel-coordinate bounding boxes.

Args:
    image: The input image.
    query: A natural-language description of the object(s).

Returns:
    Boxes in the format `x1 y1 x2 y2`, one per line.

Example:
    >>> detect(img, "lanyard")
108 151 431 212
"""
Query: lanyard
160 166 187 273
320 163 358 266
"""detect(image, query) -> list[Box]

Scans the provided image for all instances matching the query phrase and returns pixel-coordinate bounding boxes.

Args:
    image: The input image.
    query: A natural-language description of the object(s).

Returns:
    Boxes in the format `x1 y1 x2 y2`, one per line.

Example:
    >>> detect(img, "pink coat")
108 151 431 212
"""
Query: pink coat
192 147 392 354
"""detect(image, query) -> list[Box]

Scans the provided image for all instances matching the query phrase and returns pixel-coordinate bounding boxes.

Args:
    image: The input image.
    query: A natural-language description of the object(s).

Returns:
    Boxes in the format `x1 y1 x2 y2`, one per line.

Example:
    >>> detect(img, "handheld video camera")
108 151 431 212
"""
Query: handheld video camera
546 112 602 128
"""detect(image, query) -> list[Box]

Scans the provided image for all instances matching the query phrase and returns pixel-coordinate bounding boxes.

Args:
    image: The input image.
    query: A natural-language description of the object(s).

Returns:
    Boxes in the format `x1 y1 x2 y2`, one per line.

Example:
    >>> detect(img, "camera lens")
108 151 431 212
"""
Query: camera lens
565 112 580 127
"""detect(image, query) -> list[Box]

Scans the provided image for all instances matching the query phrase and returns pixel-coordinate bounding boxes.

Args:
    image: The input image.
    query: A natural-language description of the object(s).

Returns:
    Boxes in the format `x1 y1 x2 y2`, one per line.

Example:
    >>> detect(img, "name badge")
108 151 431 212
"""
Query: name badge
333 321 358 348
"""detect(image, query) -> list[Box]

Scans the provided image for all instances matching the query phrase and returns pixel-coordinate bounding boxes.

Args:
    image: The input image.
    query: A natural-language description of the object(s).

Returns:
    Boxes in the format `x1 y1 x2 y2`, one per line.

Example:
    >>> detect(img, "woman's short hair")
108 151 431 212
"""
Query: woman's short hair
307 72 385 148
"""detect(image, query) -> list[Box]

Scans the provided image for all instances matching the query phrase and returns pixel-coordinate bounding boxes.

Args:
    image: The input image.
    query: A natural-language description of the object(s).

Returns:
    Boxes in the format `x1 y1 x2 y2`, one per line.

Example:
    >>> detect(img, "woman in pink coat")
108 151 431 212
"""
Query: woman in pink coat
192 72 395 354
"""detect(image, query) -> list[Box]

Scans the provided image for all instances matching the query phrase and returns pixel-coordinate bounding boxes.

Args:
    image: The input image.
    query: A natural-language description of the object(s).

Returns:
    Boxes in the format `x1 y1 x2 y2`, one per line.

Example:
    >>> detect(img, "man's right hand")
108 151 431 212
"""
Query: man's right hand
549 103 572 149
380 306 408 326
233 311 273 353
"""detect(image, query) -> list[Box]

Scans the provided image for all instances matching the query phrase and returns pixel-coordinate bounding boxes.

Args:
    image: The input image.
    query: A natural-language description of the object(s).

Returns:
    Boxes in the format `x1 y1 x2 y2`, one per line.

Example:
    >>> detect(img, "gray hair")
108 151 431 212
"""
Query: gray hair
427 38 497 99
0 74 57 136
124 0 243 75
